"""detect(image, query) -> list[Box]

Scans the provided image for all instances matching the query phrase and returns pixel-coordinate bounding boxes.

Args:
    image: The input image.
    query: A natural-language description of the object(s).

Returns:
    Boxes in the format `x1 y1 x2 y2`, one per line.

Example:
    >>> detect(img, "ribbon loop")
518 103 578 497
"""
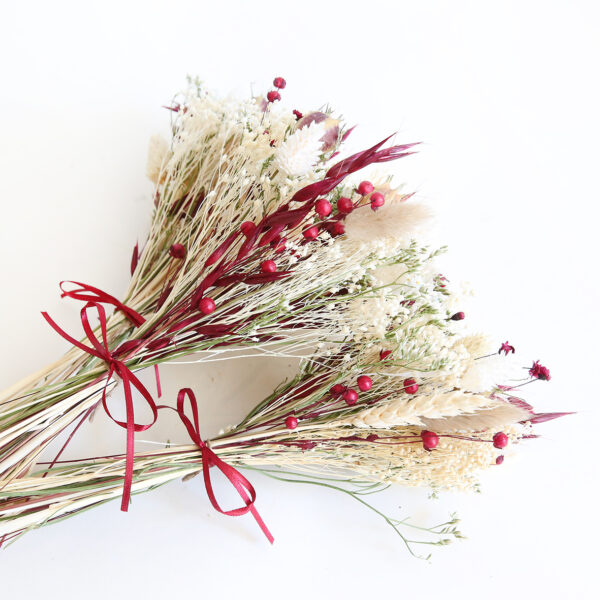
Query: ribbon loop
42 293 157 512
163 389 274 543
60 281 145 327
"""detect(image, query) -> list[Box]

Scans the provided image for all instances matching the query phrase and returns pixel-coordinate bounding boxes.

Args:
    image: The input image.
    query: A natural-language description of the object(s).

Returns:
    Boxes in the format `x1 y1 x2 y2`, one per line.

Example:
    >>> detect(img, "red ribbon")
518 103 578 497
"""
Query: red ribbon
162 388 274 544
59 281 146 327
42 300 157 512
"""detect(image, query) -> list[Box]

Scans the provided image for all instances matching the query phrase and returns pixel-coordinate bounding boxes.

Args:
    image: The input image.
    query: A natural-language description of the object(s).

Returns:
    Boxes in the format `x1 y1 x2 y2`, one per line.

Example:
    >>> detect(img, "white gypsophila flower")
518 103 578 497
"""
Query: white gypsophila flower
274 122 326 177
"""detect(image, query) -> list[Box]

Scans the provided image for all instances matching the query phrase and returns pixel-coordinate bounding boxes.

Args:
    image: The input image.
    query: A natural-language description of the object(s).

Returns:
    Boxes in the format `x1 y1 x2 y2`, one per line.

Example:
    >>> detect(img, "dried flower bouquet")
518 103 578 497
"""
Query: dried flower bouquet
0 77 565 553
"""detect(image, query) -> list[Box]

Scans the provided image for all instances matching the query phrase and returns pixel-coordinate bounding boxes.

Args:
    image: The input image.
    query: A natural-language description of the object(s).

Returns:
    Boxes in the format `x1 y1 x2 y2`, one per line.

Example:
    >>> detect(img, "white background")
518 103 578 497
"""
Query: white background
1 1 599 597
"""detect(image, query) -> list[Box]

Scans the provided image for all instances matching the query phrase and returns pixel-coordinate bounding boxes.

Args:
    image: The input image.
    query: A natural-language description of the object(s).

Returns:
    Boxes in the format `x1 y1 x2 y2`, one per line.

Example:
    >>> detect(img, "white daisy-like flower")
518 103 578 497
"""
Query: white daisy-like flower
274 122 325 177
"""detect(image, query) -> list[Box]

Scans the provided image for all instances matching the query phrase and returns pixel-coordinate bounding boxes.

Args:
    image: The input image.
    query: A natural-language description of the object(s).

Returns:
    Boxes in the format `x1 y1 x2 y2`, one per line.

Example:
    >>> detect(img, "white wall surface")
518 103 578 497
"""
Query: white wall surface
0 1 598 598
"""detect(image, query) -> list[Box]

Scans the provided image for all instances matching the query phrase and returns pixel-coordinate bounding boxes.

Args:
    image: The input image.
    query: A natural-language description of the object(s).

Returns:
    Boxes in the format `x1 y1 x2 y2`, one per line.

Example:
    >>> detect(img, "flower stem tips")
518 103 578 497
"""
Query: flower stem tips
285 415 298 429
240 221 256 236
357 375 373 392
315 198 332 217
332 221 345 236
169 243 186 259
261 260 277 273
198 297 216 315
450 312 465 321
302 225 319 240
421 430 439 451
357 181 374 196
330 383 345 396
403 378 419 394
343 388 359 406
370 192 385 211
337 197 353 214
492 432 509 449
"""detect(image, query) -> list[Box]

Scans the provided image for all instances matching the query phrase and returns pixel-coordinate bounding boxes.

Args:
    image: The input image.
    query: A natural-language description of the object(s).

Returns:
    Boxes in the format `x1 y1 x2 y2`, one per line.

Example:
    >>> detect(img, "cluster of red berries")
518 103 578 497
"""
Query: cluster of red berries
285 373 378 429
328 374 374 408
304 180 386 242
266 77 286 104
337 181 386 214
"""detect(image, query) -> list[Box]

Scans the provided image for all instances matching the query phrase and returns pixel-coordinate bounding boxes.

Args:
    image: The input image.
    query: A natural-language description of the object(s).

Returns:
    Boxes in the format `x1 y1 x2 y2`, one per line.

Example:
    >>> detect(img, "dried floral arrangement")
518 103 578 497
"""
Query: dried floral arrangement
0 77 566 556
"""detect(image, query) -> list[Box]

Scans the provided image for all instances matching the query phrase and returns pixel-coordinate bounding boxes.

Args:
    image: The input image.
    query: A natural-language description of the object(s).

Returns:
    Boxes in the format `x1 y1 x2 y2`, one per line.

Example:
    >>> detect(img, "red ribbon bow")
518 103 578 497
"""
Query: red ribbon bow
42 297 157 512
59 281 146 327
163 388 274 544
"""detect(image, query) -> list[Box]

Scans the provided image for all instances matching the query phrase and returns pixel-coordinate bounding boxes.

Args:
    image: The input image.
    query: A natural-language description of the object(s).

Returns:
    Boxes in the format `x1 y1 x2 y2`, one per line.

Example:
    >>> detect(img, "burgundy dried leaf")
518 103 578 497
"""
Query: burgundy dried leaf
289 175 345 204
526 412 574 424
264 207 311 228
130 243 139 276
341 125 356 142
506 396 535 413
113 339 143 357
146 337 173 351
258 224 286 247
195 324 234 336
156 285 173 310
243 271 292 285
325 135 394 178
213 274 246 287
204 232 240 268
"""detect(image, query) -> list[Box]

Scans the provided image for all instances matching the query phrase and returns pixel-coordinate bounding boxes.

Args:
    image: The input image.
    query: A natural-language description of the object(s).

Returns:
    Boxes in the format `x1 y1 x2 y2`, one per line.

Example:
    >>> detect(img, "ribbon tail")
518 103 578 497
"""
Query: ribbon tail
154 364 162 398
248 501 275 544
202 449 274 544
121 378 136 512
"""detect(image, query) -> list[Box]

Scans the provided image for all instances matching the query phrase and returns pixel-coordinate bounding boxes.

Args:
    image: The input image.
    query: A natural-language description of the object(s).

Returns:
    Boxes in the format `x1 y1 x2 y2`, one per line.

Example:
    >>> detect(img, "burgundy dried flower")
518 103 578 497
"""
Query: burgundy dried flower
267 90 281 103
273 77 286 89
292 109 303 120
498 341 515 355
529 360 551 381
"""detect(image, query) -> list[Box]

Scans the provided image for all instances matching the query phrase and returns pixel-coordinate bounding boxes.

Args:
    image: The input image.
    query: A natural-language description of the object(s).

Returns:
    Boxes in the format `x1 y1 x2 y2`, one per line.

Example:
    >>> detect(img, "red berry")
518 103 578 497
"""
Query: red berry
261 260 277 273
303 225 319 240
343 388 358 406
332 221 345 236
285 416 298 429
330 383 345 396
357 375 372 392
493 432 509 449
379 349 392 361
169 243 186 259
315 198 332 217
273 77 286 89
240 221 256 237
496 455 505 465
293 109 303 120
357 181 374 196
421 430 439 450
267 90 281 103
370 192 385 211
198 297 216 315
450 311 465 321
337 196 353 213
403 378 419 394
